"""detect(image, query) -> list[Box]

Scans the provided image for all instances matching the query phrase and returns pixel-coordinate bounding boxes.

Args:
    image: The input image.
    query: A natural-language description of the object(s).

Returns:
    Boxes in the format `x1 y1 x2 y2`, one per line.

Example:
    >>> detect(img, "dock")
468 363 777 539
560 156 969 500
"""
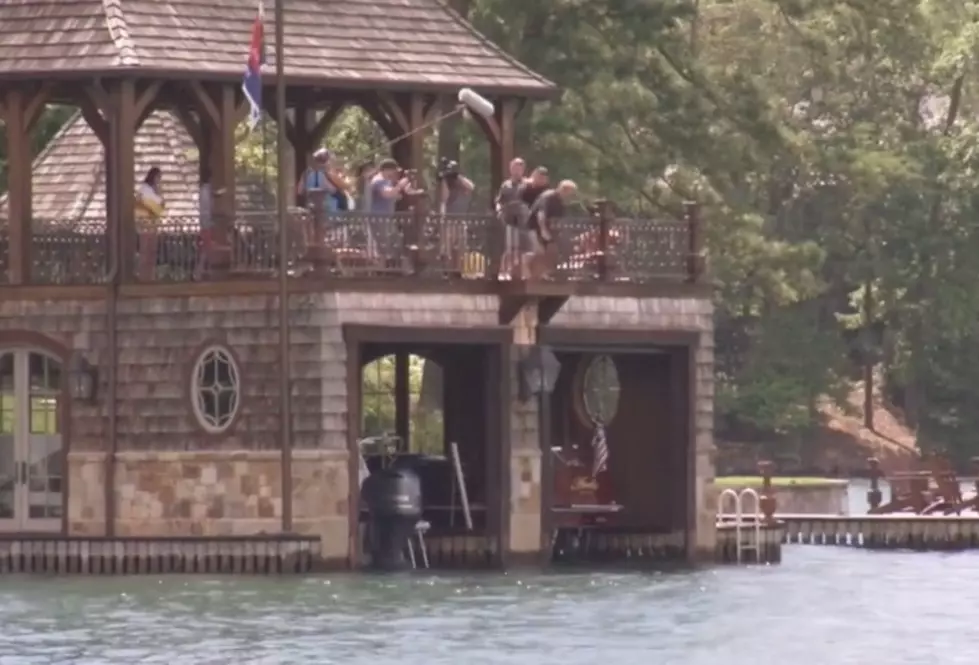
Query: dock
779 513 979 549
0 535 324 575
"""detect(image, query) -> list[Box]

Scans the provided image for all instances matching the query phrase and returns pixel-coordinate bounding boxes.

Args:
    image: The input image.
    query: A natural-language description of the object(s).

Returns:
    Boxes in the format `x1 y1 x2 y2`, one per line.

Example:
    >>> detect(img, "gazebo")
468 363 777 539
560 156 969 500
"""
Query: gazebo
0 0 556 283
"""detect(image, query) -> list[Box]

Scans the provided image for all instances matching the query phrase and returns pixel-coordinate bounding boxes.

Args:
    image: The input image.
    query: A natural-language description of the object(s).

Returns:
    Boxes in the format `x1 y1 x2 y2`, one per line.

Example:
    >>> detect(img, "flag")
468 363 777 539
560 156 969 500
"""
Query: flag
590 418 608 478
241 2 266 130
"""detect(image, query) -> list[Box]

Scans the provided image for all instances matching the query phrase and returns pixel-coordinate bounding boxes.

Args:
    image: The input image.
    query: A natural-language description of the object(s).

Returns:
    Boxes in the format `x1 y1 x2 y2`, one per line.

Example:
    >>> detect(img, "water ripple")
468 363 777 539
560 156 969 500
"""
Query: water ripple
1 547 978 664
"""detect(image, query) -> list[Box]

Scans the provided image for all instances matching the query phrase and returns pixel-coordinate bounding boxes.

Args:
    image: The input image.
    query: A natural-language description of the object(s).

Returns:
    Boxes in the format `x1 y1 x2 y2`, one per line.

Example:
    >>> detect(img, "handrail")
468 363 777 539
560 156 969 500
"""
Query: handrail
15 204 704 286
717 488 762 563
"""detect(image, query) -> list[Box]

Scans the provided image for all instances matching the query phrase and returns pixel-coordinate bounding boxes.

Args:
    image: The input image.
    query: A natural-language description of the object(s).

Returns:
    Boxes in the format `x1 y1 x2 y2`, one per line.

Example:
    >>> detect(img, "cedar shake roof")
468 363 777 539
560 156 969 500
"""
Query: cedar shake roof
0 110 273 223
0 0 555 96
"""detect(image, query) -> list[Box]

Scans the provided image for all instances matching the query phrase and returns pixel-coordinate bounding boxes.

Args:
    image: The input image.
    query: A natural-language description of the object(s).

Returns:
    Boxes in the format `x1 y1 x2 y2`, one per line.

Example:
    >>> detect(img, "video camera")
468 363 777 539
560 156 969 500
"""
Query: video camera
436 157 460 182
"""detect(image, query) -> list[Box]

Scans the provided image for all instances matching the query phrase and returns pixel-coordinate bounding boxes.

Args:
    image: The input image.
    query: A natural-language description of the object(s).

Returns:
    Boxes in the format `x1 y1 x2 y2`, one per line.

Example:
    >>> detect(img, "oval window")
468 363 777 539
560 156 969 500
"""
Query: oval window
581 354 620 424
191 345 241 434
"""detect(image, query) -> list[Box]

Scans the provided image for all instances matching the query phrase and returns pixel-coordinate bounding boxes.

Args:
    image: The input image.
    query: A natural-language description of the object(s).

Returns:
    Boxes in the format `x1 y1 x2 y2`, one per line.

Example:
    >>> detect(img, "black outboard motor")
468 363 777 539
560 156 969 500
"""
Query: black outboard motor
362 466 422 571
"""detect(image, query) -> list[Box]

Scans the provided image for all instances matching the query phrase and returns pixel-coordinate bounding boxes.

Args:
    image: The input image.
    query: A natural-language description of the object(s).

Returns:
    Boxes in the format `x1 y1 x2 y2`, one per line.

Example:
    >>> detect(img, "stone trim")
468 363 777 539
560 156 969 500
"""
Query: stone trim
102 449 349 462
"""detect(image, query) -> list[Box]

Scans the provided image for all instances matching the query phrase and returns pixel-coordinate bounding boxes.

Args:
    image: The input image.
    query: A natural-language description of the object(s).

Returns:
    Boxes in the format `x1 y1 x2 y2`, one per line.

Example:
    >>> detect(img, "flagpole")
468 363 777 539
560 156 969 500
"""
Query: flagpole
275 0 293 532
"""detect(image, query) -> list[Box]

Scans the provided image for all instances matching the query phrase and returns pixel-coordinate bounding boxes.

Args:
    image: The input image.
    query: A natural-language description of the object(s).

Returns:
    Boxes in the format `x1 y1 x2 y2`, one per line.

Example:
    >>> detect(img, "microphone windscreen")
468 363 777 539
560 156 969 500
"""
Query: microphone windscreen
457 88 495 119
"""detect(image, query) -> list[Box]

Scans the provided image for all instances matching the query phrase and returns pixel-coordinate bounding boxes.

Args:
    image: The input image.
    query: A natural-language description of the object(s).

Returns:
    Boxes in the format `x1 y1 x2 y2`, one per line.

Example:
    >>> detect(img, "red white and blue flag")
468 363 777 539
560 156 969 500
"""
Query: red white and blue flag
241 2 266 130
591 418 608 478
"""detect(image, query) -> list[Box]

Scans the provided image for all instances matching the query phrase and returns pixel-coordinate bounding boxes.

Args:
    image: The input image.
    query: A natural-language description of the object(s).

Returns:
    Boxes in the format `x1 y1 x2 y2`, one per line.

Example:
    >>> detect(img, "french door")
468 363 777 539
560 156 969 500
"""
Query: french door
0 350 64 532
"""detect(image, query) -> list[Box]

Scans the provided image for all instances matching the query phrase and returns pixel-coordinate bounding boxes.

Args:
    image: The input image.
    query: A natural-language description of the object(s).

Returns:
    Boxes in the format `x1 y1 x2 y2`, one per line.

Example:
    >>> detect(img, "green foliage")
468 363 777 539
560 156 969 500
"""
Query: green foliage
362 355 444 455
13 0 979 456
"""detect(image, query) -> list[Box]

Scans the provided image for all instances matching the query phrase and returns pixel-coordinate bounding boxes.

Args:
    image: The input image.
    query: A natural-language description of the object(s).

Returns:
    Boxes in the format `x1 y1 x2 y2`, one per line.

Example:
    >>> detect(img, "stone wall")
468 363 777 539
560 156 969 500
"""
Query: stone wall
1 290 714 565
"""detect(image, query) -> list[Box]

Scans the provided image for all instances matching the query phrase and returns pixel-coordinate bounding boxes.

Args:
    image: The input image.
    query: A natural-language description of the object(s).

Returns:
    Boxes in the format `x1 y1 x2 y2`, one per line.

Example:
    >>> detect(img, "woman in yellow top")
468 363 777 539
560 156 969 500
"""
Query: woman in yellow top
134 166 164 280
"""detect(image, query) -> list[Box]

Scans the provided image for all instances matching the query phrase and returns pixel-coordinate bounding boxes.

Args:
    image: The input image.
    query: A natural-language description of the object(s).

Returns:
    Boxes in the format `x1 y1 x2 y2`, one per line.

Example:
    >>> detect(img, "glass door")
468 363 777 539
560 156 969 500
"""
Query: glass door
0 350 63 532
0 352 16 531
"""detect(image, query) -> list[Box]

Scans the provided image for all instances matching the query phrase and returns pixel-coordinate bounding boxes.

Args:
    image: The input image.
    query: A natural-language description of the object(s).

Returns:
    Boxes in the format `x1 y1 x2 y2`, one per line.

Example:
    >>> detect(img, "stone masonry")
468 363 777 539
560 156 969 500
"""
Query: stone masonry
0 290 714 564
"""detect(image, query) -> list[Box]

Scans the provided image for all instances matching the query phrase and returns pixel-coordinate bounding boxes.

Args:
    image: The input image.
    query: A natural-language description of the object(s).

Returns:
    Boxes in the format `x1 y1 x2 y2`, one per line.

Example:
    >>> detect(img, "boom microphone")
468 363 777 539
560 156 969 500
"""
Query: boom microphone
343 88 498 171
457 88 495 119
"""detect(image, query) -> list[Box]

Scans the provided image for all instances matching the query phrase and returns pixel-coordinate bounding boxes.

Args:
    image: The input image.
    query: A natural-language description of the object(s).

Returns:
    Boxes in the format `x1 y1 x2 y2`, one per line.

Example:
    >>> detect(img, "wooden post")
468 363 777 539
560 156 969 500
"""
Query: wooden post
1 88 33 284
592 199 612 280
404 190 427 274
684 201 703 283
757 460 776 523
114 80 137 282
867 457 883 512
488 98 518 205
970 457 979 501
303 191 330 272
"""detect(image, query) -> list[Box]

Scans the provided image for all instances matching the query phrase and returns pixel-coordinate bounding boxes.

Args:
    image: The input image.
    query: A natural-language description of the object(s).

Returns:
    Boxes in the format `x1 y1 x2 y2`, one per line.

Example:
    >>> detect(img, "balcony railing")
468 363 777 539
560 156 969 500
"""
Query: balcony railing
0 203 704 287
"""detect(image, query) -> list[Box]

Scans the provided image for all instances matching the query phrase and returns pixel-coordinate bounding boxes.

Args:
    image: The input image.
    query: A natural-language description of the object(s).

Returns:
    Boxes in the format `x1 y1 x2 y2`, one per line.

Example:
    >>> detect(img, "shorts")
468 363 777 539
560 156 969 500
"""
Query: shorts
200 227 215 249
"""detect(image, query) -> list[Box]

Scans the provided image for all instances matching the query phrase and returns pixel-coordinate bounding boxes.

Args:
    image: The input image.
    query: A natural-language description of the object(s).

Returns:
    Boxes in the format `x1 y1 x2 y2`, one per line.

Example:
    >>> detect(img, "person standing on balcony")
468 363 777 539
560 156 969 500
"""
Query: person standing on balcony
517 166 549 209
495 157 526 277
368 159 411 262
134 166 164 281
437 158 475 270
527 179 577 279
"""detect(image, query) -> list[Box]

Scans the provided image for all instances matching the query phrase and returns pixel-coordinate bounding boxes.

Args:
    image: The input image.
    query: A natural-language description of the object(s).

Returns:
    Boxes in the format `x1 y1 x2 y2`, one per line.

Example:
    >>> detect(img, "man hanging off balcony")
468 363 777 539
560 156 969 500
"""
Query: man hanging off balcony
527 179 578 280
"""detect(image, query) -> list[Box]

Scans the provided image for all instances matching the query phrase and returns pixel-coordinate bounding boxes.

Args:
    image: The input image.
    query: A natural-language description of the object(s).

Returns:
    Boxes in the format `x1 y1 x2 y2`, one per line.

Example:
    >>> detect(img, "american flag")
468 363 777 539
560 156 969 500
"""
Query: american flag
241 1 266 130
590 418 608 478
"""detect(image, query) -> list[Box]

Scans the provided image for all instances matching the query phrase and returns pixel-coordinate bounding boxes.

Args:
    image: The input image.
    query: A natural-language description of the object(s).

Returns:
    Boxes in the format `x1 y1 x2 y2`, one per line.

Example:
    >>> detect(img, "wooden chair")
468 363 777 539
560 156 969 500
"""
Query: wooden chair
869 471 932 514
921 455 968 515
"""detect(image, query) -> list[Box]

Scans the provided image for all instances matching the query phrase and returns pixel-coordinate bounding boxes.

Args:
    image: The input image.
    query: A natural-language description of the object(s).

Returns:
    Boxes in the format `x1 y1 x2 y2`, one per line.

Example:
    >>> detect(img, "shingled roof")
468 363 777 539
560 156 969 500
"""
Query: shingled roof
0 110 273 223
0 0 555 96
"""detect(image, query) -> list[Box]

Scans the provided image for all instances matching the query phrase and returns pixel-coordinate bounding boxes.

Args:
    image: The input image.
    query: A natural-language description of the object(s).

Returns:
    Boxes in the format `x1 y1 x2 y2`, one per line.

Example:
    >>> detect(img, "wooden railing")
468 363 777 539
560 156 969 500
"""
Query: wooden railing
0 202 705 287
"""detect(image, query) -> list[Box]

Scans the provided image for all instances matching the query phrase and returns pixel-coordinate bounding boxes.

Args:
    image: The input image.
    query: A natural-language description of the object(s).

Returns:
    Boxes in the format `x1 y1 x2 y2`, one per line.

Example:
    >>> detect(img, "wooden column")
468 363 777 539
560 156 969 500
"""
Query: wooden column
187 82 245 271
114 80 138 281
1 90 31 284
486 98 519 202
394 352 411 449
1 84 53 283
80 79 160 281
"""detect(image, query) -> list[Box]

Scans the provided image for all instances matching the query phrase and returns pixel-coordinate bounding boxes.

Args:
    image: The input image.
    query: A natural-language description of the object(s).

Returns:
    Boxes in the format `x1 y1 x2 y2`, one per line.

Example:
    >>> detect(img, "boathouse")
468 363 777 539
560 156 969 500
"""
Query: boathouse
0 0 715 571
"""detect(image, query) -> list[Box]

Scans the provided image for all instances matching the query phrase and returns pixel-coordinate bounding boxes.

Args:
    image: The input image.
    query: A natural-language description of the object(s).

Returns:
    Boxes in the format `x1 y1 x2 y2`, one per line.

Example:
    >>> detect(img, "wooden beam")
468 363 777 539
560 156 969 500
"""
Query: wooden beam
133 80 163 130
499 295 532 325
77 95 109 146
422 94 442 124
3 87 32 284
187 81 220 127
82 81 112 117
310 104 343 145
23 81 55 131
376 91 410 134
537 296 570 324
172 107 203 151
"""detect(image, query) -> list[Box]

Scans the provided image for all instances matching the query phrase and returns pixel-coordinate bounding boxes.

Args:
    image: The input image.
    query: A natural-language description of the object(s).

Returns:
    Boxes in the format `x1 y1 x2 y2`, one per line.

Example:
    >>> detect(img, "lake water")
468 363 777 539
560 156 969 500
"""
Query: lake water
2 479 976 664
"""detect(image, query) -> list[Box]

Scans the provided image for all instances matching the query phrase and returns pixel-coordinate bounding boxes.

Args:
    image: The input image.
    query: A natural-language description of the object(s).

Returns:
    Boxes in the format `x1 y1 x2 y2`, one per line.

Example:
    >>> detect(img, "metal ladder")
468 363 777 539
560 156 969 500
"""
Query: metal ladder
717 488 761 563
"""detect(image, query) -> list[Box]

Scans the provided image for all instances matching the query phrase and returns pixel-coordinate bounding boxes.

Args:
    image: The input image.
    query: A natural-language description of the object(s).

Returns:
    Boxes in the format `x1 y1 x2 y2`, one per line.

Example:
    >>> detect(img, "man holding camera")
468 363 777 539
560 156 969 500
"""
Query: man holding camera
366 158 411 262
369 158 411 215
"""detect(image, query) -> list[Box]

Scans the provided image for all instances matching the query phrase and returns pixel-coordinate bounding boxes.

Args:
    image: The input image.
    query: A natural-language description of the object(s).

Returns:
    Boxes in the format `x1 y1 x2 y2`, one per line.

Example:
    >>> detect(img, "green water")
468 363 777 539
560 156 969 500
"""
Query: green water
0 547 976 664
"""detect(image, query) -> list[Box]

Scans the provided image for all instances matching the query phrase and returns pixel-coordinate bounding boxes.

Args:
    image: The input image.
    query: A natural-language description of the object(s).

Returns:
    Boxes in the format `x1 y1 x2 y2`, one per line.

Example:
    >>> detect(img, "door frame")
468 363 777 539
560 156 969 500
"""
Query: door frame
342 324 513 568
0 331 72 536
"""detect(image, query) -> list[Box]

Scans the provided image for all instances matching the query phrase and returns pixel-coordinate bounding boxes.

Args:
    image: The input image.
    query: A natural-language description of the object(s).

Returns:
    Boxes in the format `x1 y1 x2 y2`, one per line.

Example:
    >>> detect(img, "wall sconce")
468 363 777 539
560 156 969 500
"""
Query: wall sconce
517 345 560 402
68 353 98 402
